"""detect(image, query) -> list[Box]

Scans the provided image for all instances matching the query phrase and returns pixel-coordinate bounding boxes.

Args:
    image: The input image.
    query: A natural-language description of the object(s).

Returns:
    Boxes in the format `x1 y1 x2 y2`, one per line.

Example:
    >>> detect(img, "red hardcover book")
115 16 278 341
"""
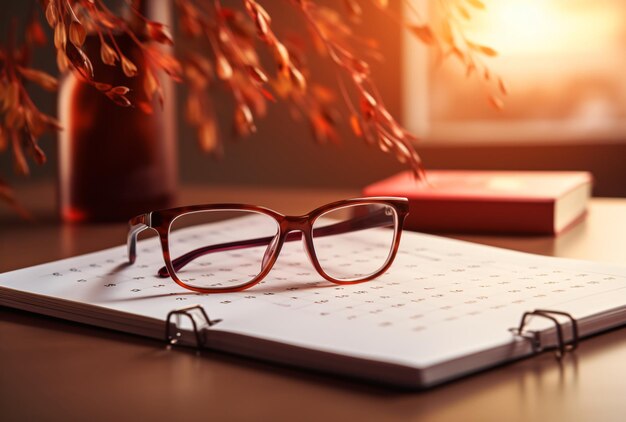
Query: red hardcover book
363 170 593 235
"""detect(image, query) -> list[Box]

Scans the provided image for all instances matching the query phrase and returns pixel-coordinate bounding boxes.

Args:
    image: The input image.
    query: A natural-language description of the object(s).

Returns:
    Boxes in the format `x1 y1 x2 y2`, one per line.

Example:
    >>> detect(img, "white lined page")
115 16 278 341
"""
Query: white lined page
1 217 625 372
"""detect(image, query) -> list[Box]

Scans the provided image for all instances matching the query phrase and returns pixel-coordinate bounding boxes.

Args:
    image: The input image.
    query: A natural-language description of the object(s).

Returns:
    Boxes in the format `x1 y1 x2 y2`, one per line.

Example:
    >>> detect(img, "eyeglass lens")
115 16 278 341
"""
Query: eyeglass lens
312 204 397 281
168 210 279 289
166 203 398 290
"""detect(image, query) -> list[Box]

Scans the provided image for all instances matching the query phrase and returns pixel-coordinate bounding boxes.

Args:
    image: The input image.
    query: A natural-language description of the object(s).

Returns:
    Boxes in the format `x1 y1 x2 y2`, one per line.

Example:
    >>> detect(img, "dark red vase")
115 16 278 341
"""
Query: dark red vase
58 1 176 222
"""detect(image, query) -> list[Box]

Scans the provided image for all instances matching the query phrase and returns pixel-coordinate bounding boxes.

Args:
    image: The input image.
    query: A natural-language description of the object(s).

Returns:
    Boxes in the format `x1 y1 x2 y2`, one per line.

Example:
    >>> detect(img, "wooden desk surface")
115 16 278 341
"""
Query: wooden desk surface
1 185 625 422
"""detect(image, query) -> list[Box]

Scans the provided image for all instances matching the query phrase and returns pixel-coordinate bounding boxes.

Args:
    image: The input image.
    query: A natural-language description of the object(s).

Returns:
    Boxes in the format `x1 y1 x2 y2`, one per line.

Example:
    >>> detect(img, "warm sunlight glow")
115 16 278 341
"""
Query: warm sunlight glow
469 0 621 57
404 0 626 144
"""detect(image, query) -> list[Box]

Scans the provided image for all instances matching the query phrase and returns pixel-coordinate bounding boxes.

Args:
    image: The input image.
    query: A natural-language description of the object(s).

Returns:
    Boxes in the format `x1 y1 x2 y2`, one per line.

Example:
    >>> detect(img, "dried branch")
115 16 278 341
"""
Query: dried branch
398 0 507 108
0 15 58 213
289 0 425 177
1 0 504 214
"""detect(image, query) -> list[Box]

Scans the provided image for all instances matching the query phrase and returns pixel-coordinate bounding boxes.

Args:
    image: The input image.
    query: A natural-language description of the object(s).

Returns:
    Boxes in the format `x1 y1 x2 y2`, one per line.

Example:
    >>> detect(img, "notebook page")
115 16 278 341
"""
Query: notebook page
1 216 625 372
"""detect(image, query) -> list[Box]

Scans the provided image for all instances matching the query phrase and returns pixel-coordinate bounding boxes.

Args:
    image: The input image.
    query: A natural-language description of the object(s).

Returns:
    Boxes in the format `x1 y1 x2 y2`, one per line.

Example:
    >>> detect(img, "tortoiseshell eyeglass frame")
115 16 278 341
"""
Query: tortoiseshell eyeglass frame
127 197 409 293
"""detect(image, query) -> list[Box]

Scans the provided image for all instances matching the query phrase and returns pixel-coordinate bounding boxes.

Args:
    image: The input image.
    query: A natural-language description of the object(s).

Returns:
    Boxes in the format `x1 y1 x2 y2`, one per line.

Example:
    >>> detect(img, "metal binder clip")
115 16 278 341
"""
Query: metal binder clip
515 309 579 359
165 304 221 349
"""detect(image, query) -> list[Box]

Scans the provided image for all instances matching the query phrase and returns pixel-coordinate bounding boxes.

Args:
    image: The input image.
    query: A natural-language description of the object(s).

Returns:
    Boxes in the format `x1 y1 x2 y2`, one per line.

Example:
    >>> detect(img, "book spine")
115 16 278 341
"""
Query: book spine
403 199 556 234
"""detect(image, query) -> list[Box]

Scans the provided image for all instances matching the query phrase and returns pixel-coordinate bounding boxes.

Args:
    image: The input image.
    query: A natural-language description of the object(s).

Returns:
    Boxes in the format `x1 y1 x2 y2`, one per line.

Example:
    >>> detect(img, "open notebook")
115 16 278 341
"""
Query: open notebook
1 217 625 388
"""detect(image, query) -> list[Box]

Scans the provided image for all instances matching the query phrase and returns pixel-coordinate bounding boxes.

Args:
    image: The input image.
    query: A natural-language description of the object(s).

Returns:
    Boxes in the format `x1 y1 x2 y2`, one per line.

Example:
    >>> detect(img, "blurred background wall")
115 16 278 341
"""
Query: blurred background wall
2 1 625 199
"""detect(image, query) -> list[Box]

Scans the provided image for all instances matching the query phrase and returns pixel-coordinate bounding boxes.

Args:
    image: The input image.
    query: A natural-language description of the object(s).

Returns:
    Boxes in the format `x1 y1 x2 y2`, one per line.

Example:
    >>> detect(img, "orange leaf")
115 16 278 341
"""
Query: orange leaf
18 67 58 91
409 25 435 44
144 68 159 100
54 23 66 49
138 101 154 114
247 65 268 84
216 55 233 80
100 40 119 66
3 81 19 111
69 21 86 47
56 50 68 72
466 0 485 9
470 43 498 57
254 10 269 39
25 108 44 137
289 65 306 92
198 120 218 153
480 46 497 56
161 56 182 81
457 5 471 20
31 143 47 165
10 131 29 175
110 86 130 95
6 106 26 130
377 134 393 153
94 82 112 91
40 112 62 132
488 95 504 110
121 55 138 77
260 88 275 102
344 0 362 19
106 90 132 107
361 91 377 109
234 103 256 136
45 1 58 27
350 115 362 137
65 43 94 80
273 42 290 71
441 21 454 45
146 21 174 45
498 77 508 96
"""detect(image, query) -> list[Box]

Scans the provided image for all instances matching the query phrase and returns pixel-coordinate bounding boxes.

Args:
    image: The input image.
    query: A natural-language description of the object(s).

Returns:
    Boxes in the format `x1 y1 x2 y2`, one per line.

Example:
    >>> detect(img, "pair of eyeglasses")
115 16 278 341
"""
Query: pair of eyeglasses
127 197 409 293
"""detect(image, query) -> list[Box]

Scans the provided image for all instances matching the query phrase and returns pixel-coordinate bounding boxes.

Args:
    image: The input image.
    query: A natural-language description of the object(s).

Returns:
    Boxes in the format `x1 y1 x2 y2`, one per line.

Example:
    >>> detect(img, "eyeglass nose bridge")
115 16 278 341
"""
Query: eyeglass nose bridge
280 214 311 232
260 215 311 270
288 215 322 267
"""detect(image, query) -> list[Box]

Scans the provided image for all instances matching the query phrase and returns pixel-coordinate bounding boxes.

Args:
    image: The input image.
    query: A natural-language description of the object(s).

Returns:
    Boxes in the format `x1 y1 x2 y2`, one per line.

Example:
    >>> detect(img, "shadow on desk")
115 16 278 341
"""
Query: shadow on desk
2 306 624 422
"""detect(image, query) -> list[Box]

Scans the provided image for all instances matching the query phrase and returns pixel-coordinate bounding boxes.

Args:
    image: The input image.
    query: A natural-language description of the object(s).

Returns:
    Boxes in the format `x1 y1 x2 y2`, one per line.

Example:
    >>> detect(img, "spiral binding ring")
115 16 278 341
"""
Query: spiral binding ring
165 304 221 348
516 309 579 359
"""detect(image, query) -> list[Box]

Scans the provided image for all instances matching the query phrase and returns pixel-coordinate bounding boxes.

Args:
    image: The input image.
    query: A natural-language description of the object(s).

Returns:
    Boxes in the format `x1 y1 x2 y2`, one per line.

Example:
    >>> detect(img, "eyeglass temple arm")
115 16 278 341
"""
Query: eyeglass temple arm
127 213 151 264
157 208 393 277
